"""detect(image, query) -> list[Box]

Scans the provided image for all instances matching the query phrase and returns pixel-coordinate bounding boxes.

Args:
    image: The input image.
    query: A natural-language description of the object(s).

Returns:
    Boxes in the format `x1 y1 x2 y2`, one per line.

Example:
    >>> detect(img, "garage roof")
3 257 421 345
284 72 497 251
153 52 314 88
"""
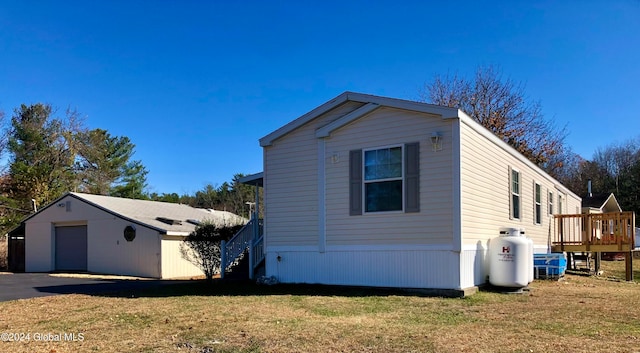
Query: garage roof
26 192 246 235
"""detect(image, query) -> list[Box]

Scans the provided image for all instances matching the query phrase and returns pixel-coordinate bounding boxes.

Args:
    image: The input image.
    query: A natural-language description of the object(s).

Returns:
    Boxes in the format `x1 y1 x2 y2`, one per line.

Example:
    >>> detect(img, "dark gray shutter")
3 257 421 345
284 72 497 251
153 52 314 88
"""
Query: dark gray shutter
349 149 363 215
404 142 420 213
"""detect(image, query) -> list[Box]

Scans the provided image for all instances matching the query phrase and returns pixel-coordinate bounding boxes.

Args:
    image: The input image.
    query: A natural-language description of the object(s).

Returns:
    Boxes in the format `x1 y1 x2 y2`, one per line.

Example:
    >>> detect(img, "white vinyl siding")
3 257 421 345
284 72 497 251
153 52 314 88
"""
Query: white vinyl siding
459 119 581 248
324 107 454 246
264 101 366 248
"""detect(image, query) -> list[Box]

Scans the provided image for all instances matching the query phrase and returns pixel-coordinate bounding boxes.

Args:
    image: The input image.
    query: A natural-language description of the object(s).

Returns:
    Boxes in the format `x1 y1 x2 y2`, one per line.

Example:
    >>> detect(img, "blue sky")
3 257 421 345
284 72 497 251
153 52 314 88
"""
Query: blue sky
1 1 639 195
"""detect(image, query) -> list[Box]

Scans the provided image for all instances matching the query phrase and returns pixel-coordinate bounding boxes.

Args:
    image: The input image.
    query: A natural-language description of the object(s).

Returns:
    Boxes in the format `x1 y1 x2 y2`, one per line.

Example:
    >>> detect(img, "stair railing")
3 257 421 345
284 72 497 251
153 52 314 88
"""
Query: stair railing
220 219 255 278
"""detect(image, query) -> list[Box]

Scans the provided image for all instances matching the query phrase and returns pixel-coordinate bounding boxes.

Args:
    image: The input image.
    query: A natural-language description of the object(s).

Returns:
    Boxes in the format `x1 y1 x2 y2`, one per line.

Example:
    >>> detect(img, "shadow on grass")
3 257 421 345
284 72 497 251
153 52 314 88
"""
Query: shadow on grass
35 279 454 300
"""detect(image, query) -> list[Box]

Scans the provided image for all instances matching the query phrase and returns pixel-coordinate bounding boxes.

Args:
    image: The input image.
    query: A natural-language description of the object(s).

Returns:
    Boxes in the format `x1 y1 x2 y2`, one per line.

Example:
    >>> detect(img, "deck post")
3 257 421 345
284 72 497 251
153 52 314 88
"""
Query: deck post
625 251 633 282
585 214 591 252
559 217 565 252
594 252 601 274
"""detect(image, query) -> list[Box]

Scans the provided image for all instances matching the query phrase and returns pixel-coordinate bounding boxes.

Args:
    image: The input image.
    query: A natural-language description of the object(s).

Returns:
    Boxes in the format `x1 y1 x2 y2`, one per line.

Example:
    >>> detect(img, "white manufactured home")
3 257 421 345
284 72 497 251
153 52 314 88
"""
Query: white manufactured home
17 192 244 279
242 91 581 295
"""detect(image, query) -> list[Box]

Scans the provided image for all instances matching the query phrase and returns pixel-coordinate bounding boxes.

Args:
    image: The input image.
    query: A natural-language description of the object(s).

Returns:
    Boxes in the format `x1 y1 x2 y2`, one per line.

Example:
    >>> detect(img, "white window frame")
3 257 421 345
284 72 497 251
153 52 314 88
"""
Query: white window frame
362 144 404 214
557 193 564 215
510 168 521 220
534 182 542 225
548 191 554 215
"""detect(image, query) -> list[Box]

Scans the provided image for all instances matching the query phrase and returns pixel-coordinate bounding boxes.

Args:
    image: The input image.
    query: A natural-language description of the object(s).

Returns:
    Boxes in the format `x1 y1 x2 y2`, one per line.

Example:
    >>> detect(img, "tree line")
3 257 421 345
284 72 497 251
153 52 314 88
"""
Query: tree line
0 103 260 234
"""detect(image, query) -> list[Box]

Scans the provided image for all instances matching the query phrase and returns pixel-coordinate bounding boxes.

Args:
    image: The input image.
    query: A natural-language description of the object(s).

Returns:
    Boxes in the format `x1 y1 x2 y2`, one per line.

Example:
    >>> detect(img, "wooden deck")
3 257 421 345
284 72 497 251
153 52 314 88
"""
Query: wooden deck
552 212 636 253
552 211 636 281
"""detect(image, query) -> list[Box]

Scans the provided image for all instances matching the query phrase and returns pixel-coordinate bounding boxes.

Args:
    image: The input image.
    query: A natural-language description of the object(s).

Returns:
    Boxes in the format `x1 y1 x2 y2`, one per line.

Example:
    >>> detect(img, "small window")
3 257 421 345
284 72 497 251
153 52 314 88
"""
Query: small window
558 194 564 214
364 146 403 212
548 191 554 215
534 183 542 224
510 169 521 219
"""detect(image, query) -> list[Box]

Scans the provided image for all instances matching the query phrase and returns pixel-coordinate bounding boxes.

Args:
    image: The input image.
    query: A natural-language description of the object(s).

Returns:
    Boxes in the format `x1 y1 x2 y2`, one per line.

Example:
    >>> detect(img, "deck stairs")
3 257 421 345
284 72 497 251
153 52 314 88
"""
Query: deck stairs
220 218 264 280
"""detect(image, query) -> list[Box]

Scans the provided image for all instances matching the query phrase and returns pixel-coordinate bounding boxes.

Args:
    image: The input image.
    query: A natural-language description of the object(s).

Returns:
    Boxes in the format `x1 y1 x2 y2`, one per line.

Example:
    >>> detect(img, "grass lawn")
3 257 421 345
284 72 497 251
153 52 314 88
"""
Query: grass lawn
1 260 639 353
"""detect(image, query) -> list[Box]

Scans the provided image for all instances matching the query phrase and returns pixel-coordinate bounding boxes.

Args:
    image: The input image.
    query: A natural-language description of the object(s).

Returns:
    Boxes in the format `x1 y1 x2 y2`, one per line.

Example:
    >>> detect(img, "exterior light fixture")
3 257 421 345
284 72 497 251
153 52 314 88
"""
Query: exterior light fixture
431 132 443 151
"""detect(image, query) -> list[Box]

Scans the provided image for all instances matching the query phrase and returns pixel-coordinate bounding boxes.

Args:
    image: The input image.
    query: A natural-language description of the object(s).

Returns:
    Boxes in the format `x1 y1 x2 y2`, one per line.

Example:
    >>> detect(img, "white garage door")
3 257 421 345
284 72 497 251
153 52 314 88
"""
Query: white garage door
55 225 88 271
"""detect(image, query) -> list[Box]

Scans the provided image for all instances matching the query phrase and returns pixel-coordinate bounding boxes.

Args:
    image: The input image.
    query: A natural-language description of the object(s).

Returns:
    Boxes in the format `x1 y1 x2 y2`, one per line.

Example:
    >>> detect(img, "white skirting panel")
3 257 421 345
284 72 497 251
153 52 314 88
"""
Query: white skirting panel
265 249 461 290
459 247 488 289
459 244 550 289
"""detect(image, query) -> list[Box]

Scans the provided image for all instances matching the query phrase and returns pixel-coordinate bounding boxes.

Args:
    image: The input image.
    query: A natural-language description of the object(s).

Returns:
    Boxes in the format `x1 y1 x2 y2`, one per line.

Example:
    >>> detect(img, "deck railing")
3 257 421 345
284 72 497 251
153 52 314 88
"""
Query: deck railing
553 212 636 252
220 218 264 279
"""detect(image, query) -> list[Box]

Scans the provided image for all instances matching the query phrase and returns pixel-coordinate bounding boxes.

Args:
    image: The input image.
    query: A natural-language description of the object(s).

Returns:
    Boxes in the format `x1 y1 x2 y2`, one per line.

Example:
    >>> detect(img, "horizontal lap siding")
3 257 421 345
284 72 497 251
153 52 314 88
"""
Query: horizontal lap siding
325 107 454 246
459 121 580 248
265 101 365 248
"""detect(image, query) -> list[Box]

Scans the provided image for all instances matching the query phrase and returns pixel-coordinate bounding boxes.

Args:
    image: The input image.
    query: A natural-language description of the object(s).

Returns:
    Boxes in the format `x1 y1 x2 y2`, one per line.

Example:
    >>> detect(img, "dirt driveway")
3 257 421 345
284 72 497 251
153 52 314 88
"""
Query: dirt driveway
0 273 187 302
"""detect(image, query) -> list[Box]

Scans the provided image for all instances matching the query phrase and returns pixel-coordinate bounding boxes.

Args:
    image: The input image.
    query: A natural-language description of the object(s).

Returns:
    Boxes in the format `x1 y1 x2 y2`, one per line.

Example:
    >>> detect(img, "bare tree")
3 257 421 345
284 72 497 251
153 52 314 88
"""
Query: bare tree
420 65 567 176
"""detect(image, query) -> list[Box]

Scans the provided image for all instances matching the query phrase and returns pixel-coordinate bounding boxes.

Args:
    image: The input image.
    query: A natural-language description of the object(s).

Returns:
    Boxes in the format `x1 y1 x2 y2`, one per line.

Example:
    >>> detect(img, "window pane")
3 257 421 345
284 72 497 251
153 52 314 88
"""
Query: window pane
366 180 403 212
512 170 519 194
364 147 402 180
512 194 520 219
536 204 541 224
535 184 541 202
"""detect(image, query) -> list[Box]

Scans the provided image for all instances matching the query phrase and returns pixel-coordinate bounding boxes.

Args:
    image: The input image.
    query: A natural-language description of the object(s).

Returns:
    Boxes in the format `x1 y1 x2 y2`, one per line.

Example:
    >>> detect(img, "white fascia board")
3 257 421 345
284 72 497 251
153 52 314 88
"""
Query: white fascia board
457 113 581 201
165 231 190 236
315 103 380 138
349 92 460 118
259 92 351 147
604 193 623 212
260 91 461 147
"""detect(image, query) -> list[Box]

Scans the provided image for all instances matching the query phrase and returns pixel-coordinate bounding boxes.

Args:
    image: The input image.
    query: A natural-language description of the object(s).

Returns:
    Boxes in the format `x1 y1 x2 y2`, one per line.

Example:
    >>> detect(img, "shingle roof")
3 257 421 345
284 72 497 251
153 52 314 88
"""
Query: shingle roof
581 193 622 212
52 192 245 235
581 193 611 208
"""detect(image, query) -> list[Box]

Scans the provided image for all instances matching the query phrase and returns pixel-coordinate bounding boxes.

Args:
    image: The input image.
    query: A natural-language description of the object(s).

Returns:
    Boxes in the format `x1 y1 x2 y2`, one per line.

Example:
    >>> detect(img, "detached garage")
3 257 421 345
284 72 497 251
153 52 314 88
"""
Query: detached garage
22 192 244 278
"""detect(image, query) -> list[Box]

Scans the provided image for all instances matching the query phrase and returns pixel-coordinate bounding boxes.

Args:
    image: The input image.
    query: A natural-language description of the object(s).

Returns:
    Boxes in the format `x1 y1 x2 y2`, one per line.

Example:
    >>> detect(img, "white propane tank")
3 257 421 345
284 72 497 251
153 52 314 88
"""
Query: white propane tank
489 228 530 288
525 233 533 284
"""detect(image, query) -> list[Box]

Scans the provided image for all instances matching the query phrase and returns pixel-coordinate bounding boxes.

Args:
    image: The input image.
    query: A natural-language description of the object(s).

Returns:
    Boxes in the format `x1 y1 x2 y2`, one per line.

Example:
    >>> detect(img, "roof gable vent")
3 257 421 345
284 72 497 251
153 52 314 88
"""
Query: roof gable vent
156 217 182 225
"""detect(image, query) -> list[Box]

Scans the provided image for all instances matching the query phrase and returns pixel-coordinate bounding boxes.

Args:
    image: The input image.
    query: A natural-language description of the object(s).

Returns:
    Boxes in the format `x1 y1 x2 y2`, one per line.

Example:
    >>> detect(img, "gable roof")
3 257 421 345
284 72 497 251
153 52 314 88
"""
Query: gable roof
581 193 622 212
259 91 464 147
26 192 246 235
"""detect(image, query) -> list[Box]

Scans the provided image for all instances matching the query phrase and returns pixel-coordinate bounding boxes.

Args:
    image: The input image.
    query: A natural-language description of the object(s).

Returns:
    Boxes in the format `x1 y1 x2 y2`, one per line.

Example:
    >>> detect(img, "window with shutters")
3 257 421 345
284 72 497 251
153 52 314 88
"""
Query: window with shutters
350 142 419 215
364 146 403 212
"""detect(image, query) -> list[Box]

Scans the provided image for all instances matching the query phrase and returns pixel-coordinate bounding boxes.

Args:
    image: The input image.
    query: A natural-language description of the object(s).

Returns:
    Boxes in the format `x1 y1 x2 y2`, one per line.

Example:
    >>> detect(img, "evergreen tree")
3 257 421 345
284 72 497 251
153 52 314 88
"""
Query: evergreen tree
75 128 137 195
110 160 149 199
7 104 76 210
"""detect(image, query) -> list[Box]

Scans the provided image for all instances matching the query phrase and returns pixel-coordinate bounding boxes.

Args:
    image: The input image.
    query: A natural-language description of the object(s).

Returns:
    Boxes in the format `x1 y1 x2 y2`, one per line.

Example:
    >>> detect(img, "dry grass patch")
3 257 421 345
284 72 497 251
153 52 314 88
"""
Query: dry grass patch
0 263 639 353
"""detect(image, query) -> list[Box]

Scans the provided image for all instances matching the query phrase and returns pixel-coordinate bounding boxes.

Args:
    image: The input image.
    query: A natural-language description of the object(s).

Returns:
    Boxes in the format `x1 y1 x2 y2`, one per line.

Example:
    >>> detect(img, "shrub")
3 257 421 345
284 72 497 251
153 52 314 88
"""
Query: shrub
180 220 243 281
